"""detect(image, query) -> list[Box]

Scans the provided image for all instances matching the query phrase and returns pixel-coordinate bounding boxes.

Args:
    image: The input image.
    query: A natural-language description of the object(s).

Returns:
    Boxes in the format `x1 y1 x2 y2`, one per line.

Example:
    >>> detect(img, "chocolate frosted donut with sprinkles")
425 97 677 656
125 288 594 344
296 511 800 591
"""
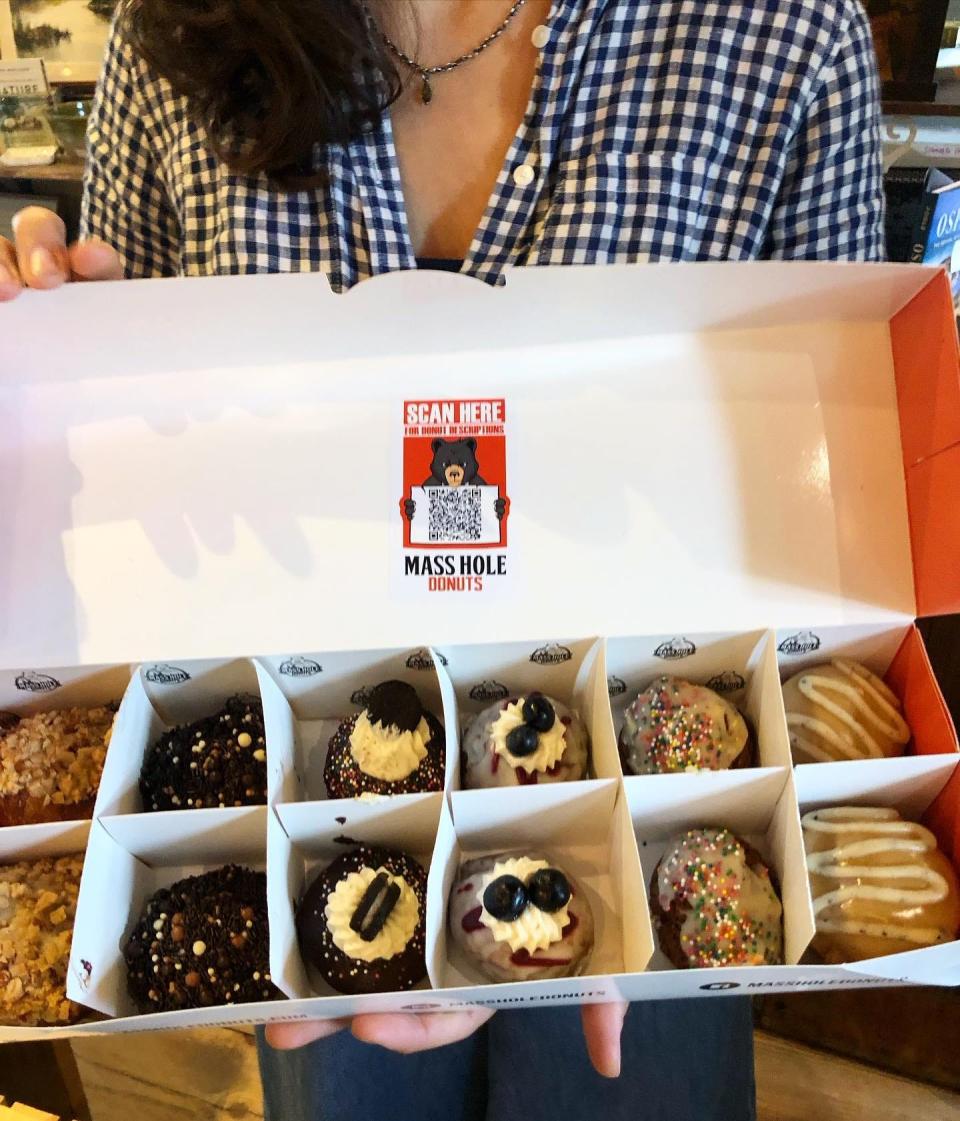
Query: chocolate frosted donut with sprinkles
323 681 445 798
449 852 594 982
650 828 783 969
138 695 267 811
124 865 279 1013
619 677 753 775
781 659 911 764
462 693 589 789
296 846 427 994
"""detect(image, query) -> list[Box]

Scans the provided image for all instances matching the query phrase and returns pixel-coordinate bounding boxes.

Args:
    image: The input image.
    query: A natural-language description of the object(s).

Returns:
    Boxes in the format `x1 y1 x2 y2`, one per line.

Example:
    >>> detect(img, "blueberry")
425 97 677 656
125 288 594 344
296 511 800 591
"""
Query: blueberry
522 693 555 733
528 868 571 913
482 875 528 922
506 724 540 757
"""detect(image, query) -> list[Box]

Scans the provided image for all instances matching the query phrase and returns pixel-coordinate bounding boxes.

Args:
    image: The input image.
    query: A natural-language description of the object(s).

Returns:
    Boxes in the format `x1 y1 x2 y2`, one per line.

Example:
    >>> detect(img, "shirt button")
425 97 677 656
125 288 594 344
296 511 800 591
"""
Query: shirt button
513 162 535 188
531 24 550 49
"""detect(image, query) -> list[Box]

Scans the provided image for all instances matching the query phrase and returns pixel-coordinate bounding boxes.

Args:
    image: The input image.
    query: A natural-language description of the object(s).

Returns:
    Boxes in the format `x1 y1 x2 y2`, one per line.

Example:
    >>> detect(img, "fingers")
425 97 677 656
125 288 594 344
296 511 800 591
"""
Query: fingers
581 1001 627 1079
351 1008 494 1054
0 238 22 302
11 206 70 289
69 237 124 282
263 1018 350 1050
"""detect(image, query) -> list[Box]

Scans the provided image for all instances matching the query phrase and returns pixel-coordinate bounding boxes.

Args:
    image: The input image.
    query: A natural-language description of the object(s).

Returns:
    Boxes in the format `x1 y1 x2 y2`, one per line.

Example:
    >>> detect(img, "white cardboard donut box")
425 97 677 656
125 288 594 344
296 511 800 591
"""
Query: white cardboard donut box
1 260 959 1040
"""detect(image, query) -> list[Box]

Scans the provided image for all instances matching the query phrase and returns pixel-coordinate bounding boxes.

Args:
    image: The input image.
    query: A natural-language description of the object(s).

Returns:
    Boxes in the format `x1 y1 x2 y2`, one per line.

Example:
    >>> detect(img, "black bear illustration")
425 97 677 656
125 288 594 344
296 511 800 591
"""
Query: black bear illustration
404 438 507 521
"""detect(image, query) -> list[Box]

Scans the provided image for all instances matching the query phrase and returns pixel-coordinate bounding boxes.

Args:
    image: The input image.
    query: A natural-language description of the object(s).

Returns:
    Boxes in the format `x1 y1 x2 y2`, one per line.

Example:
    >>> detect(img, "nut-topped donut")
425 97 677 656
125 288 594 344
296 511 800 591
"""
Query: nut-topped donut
462 694 589 788
324 682 445 798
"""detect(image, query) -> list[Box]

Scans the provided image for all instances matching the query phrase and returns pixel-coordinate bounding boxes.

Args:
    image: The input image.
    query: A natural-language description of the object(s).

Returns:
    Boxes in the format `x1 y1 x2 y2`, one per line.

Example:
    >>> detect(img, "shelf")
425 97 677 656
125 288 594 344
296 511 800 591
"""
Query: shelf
0 157 83 183
884 100 960 118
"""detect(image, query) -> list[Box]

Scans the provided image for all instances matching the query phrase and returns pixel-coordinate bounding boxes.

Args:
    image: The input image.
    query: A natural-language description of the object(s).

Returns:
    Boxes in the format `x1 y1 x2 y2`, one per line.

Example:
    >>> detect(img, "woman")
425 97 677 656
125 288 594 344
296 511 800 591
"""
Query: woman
0 2 884 1118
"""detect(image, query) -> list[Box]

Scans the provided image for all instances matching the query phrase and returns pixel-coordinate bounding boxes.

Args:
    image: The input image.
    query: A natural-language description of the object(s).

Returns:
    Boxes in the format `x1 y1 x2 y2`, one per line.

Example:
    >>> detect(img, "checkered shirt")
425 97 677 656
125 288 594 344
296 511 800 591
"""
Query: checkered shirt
81 0 885 290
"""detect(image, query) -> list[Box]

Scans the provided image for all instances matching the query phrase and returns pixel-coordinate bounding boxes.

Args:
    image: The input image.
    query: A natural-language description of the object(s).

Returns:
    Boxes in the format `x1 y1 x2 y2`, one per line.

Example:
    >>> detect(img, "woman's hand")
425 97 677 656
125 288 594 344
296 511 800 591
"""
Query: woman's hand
265 1000 628 1079
0 206 122 301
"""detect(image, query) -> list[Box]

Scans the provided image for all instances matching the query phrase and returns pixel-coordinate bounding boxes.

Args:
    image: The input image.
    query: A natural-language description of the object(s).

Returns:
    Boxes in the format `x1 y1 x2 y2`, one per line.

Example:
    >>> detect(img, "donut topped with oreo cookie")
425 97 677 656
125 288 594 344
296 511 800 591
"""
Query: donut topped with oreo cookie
323 681 445 798
296 846 428 994
139 695 267 811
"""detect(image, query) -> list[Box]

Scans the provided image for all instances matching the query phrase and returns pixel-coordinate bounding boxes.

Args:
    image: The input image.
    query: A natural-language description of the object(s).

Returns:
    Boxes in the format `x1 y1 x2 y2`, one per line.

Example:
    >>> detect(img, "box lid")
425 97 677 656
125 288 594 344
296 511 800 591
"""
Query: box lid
1 262 956 667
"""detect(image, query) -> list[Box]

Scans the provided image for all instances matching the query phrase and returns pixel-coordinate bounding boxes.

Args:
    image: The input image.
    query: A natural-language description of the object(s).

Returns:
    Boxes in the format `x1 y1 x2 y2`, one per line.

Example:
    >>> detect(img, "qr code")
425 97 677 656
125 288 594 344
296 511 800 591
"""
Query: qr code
428 487 482 543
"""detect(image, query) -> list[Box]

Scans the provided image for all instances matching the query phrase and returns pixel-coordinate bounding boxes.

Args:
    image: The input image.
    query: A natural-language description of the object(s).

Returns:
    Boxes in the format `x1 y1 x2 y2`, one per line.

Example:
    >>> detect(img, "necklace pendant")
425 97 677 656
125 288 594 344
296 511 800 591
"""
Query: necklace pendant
420 73 433 105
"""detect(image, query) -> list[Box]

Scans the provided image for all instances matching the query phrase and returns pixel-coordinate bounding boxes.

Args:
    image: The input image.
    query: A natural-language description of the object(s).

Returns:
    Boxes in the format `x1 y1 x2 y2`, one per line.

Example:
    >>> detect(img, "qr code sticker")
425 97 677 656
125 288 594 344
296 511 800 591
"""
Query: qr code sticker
428 487 483 543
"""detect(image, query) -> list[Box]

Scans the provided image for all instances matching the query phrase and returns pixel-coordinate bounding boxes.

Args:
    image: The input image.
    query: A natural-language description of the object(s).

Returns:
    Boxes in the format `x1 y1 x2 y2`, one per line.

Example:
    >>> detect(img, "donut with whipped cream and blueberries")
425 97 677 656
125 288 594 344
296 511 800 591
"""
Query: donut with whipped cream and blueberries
296 846 428 994
650 828 783 969
781 659 910 764
449 852 594 982
619 676 753 775
802 805 960 963
323 681 445 798
461 694 589 789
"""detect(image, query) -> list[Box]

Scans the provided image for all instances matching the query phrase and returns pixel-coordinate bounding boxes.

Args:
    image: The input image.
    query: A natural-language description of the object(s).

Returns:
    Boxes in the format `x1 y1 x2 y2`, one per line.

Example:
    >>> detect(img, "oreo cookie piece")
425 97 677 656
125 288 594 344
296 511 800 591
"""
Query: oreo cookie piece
323 682 445 798
139 695 267 811
124 865 281 1013
296 846 427 995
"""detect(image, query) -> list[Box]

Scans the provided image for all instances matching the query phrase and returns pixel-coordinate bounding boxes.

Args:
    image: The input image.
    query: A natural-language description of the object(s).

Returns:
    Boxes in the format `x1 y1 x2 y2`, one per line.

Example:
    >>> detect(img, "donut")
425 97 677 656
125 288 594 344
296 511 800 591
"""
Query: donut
138 695 267 811
0 707 113 826
449 852 594 982
296 846 427 994
802 806 960 963
619 676 752 775
461 694 589 789
323 681 445 798
650 828 783 968
124 865 279 1013
781 659 910 763
0 854 86 1026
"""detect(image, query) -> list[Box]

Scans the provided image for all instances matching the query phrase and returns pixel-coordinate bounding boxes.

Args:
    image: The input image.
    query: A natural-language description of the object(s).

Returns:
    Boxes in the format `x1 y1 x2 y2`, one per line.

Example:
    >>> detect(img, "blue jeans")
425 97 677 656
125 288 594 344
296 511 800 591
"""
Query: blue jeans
258 998 755 1121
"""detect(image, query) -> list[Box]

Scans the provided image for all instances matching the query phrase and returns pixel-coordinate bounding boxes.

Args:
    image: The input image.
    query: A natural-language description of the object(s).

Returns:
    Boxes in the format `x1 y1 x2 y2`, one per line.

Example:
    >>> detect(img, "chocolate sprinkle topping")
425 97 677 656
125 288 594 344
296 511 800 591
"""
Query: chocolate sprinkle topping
123 865 281 1013
139 695 267 812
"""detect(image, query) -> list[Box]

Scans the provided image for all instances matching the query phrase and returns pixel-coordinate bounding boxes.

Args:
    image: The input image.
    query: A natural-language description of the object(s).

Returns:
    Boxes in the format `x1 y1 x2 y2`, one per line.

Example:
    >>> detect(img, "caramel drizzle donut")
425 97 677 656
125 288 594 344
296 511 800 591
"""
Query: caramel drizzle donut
802 807 950 945
788 659 910 763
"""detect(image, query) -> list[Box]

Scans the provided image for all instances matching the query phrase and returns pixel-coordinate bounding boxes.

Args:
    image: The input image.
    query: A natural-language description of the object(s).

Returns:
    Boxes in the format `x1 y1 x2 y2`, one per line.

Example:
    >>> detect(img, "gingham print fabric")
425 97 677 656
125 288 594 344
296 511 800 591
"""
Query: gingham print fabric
81 0 885 290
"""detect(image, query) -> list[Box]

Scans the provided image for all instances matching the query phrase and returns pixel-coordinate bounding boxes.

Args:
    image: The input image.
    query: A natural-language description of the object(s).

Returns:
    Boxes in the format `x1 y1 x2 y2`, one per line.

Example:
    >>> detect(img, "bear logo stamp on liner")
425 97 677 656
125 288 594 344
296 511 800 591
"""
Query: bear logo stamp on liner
14 670 61 693
778 631 822 655
530 644 573 666
654 637 697 660
279 656 323 677
144 663 191 685
469 680 510 703
405 648 447 670
706 671 746 694
607 675 627 698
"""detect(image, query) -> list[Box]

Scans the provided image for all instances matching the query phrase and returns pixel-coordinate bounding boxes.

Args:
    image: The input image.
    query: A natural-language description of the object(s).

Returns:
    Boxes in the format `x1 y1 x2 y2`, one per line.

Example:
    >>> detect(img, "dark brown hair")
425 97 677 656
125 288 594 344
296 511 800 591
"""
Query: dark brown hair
122 0 403 187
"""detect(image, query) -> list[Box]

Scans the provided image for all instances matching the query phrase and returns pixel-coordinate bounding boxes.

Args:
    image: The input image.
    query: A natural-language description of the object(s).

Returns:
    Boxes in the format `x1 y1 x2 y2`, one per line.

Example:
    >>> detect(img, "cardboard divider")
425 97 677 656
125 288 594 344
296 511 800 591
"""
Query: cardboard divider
441 636 612 785
795 765 960 987
626 769 813 967
95 658 263 817
0 663 131 718
440 779 646 986
268 794 441 999
775 623 959 803
67 807 268 1018
255 647 454 807
605 629 787 770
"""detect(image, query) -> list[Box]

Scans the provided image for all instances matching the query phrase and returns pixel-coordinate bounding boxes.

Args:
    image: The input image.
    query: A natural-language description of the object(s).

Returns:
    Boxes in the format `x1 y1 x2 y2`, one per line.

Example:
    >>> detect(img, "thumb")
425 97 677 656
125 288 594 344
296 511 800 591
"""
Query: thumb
581 1001 627 1079
69 237 124 281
